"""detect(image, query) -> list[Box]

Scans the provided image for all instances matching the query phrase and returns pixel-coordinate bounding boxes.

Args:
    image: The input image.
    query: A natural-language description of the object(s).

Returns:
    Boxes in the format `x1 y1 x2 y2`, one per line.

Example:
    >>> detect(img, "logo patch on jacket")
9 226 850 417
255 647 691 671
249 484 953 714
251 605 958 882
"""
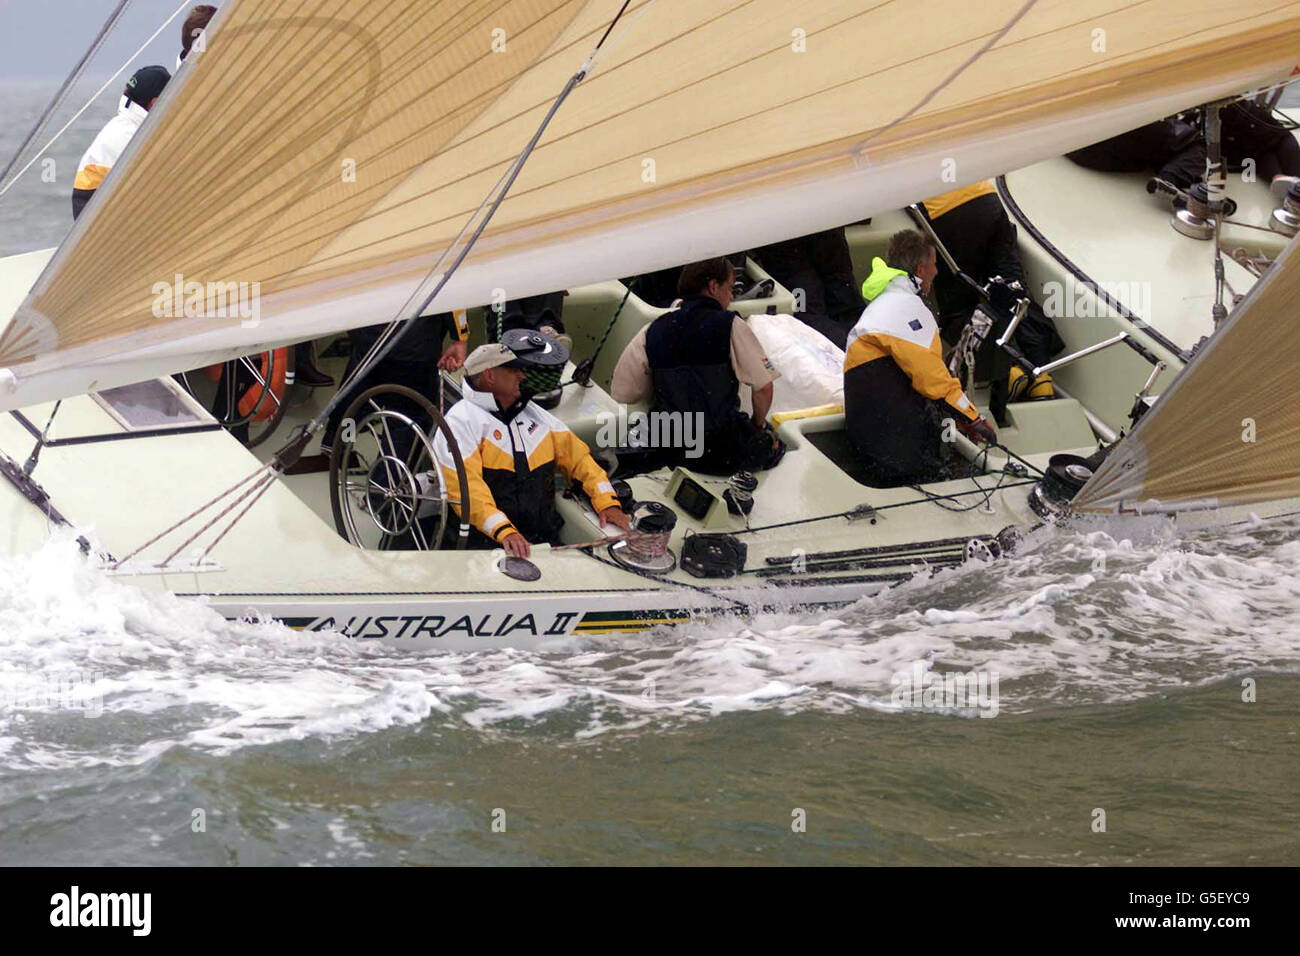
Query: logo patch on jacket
908 318 923 331
493 429 502 440
527 420 539 435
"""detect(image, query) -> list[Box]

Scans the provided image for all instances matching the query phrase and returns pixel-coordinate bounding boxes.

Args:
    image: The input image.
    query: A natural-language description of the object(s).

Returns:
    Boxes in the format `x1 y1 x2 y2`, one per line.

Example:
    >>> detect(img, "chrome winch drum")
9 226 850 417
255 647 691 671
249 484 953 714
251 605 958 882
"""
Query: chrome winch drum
609 501 677 573
1028 453 1094 520
1269 181 1300 237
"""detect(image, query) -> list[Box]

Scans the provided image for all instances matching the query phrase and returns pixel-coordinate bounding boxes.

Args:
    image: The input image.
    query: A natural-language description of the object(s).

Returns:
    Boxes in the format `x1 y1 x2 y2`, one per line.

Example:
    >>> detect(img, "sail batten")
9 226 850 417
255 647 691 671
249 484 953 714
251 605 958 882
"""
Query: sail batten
2 0 1299 412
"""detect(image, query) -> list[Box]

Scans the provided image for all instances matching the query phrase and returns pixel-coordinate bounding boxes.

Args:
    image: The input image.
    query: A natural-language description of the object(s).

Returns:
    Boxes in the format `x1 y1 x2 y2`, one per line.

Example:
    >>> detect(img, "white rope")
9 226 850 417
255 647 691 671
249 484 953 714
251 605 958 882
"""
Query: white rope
581 0 656 80
1251 73 1300 100
112 1 648 564
0 0 193 200
0 0 133 194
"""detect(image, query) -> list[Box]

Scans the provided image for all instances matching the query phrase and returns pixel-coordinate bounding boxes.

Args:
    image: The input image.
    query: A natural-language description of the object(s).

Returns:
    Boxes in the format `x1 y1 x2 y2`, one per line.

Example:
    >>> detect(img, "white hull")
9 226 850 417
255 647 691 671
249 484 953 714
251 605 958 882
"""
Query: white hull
3 135 1298 646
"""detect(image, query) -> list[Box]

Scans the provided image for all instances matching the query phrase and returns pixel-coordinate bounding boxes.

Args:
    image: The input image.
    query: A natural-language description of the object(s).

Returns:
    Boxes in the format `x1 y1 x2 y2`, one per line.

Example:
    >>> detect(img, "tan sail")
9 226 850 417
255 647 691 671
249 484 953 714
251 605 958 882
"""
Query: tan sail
1073 235 1300 513
3 0 1299 410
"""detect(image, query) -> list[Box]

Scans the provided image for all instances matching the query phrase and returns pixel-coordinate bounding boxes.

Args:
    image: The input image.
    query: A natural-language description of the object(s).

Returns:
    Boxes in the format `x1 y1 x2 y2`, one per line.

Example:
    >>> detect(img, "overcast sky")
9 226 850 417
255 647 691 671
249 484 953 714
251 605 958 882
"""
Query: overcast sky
3 0 1297 92
0 0 195 78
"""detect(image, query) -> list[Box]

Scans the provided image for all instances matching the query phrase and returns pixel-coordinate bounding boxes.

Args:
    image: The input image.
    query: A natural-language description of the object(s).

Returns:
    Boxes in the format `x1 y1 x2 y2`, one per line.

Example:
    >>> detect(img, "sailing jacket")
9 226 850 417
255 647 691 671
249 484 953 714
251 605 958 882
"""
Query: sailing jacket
433 380 619 545
72 98 148 220
844 258 978 482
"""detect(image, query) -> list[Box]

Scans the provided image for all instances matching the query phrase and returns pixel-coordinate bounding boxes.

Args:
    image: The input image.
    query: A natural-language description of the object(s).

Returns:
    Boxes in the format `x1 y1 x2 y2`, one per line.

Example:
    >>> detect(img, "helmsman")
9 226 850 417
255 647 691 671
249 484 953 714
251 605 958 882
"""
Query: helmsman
434 330 629 557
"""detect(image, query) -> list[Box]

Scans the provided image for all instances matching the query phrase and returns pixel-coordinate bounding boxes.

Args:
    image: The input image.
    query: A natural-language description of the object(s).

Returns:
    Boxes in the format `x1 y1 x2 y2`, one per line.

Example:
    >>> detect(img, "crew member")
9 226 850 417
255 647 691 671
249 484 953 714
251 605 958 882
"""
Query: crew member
489 292 568 340
844 230 996 485
920 181 1064 419
1220 98 1300 200
610 257 784 474
72 66 169 220
281 312 467 473
1069 102 1300 199
178 5 217 67
434 331 629 558
751 227 865 345
1067 116 1206 190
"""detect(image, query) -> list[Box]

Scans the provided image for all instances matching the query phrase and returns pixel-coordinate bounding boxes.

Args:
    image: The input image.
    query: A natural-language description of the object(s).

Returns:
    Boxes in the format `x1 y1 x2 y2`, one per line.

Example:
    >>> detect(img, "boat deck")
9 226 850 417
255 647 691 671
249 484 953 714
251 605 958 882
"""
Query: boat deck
4 135 1299 642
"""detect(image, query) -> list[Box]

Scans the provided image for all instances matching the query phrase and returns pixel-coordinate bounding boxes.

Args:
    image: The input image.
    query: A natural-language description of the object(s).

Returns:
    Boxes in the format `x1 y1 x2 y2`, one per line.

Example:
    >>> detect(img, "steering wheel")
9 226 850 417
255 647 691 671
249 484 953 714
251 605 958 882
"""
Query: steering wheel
327 384 468 551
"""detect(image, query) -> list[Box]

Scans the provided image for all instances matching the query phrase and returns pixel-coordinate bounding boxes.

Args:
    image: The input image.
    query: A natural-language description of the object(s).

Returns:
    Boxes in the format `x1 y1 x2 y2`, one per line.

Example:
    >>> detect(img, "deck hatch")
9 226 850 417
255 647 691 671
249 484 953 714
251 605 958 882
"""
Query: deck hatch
92 378 209 431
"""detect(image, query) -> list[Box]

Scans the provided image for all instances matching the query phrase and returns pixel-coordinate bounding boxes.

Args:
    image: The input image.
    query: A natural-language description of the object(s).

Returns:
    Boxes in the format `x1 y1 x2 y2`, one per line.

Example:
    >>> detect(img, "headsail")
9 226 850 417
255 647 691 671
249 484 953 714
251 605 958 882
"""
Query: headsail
1072 234 1300 513
2 0 1299 411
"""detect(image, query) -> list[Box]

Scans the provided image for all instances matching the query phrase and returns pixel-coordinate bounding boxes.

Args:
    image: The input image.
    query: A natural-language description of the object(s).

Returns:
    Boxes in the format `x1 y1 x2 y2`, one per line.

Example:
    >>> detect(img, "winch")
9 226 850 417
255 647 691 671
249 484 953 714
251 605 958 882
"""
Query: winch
1269 180 1300 237
1171 182 1219 240
1028 453 1094 520
681 533 748 578
609 501 677 573
723 471 758 516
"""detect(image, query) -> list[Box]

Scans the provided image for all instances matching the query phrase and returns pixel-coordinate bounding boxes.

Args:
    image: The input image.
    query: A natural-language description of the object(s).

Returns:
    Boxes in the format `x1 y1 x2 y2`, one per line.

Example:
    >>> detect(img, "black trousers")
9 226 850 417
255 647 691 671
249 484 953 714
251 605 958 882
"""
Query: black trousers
667 416 784 477
1069 108 1300 186
846 359 957 486
1222 100 1300 181
753 228 865 346
638 416 784 477
322 356 440 455
926 194 1064 423
928 194 1026 323
210 363 252 444
488 293 566 338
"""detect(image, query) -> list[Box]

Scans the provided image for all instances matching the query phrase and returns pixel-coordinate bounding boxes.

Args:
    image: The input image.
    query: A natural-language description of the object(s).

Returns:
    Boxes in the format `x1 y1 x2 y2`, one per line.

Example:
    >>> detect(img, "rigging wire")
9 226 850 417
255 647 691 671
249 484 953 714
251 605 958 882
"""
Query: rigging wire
0 0 134 196
577 546 750 612
290 0 638 461
0 0 193 202
114 0 641 567
730 476 1039 537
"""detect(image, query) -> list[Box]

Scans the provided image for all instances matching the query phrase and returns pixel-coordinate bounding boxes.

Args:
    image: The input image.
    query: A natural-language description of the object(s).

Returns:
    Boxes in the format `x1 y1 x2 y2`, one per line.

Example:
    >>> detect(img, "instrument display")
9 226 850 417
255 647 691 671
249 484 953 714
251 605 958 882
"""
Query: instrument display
672 475 715 521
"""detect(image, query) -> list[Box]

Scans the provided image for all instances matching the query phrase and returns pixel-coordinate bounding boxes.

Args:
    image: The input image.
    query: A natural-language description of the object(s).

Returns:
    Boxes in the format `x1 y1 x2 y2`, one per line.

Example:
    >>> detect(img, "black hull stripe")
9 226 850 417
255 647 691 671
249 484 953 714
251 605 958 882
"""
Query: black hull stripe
995 174 1178 365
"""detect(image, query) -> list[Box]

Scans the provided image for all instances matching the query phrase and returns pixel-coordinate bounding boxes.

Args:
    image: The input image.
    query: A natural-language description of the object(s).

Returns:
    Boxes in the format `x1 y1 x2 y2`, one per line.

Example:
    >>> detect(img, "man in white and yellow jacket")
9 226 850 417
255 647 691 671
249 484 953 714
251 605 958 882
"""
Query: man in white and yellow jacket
844 229 996 484
434 331 629 558
72 66 170 220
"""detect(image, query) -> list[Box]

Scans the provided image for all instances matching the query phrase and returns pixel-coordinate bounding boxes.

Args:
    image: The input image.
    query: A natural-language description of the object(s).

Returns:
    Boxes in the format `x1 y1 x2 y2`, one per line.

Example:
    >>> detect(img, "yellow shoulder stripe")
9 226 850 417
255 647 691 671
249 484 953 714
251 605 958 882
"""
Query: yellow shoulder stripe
73 164 110 191
845 335 887 372
922 180 996 220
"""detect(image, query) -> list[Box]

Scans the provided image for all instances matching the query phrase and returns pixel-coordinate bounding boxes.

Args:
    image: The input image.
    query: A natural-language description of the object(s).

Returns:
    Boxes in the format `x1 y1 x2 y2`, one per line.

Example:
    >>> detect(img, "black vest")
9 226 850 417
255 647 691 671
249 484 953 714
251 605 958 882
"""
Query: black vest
644 296 743 438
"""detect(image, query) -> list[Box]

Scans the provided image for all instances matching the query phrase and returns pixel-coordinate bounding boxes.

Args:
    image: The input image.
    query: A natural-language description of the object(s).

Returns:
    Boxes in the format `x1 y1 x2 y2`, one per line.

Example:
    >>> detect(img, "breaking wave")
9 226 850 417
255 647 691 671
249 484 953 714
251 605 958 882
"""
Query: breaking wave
2 514 1299 769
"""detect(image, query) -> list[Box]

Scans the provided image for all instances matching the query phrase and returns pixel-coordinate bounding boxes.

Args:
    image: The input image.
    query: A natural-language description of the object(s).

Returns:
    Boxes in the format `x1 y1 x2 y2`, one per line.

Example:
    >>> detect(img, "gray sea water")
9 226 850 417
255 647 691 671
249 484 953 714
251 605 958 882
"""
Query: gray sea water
1 77 1298 867
0 78 117 257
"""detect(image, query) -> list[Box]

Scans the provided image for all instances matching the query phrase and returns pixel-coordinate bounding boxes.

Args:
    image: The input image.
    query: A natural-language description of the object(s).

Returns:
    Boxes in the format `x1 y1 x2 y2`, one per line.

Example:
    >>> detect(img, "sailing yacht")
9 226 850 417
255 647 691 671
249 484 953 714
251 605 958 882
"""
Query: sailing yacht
1 0 1298 648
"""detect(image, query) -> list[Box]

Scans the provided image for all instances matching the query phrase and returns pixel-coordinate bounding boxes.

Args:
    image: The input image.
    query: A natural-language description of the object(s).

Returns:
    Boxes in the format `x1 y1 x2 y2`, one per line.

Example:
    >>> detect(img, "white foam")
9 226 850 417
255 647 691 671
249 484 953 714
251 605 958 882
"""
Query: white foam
2 516 1300 759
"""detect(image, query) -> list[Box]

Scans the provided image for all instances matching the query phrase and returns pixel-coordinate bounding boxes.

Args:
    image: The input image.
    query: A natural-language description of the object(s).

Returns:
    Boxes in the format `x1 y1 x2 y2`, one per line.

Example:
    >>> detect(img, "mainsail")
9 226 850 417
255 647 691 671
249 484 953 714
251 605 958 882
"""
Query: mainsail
1072 234 1300 513
2 0 1298 411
